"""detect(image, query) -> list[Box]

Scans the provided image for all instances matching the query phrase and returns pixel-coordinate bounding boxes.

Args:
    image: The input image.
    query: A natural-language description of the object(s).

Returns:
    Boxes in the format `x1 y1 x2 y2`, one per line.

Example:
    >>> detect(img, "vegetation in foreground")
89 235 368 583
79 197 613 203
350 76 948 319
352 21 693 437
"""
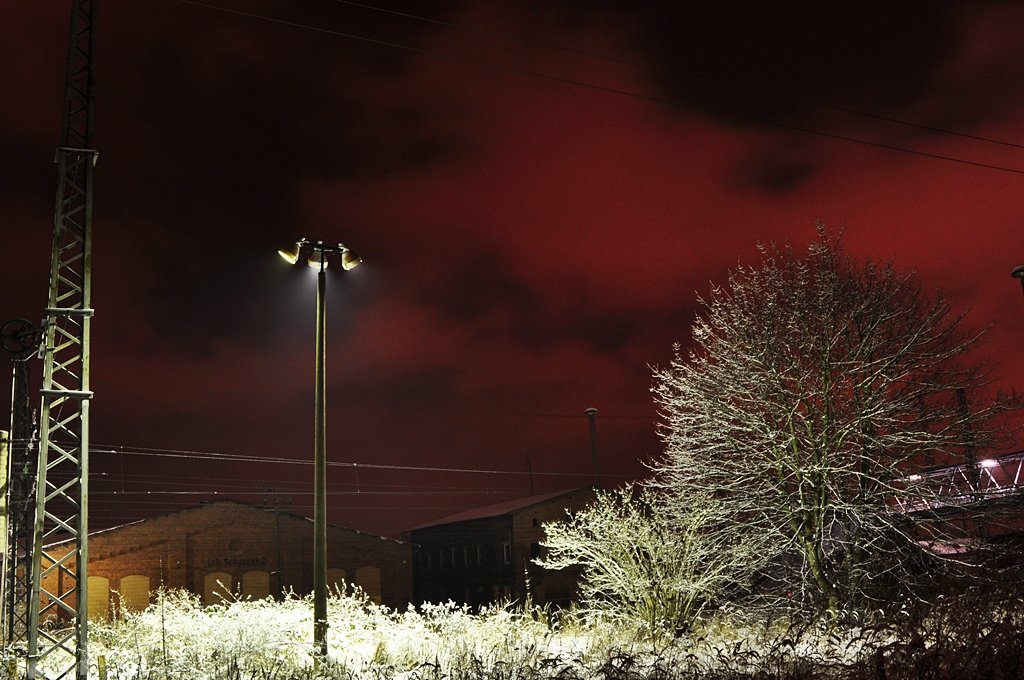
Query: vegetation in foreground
7 583 1023 679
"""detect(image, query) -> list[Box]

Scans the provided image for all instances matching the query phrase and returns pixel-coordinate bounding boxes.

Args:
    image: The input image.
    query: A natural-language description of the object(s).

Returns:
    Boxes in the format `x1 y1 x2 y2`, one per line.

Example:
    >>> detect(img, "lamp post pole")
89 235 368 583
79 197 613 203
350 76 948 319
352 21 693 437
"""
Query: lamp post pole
278 237 361 661
313 261 328 657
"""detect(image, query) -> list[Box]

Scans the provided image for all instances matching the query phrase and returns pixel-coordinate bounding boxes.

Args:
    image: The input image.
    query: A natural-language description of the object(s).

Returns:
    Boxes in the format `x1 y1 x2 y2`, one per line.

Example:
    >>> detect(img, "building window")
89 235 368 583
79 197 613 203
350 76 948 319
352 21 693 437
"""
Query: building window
355 566 382 604
532 518 539 527
87 576 110 621
439 549 446 569
476 544 483 566
119 575 151 612
241 571 271 600
530 542 541 559
426 552 433 570
502 542 511 564
462 546 469 568
326 568 347 595
203 572 233 606
451 547 457 568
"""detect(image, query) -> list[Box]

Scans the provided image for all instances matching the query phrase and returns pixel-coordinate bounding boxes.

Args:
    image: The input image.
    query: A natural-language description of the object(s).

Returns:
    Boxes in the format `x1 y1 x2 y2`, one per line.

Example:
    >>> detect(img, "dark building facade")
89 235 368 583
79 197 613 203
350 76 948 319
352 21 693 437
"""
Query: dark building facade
42 500 412 619
409 488 595 608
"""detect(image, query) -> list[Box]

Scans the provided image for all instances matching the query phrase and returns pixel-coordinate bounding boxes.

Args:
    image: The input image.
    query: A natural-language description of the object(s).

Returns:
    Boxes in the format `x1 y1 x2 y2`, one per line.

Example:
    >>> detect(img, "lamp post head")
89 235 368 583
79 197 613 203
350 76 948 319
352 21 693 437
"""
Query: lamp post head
1012 265 1024 280
277 237 361 271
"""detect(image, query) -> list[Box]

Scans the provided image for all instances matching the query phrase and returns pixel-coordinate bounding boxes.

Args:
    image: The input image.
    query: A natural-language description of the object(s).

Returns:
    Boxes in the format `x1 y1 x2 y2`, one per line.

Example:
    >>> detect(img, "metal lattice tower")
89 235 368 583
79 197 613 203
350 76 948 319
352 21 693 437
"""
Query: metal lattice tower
2 319 42 648
27 0 98 677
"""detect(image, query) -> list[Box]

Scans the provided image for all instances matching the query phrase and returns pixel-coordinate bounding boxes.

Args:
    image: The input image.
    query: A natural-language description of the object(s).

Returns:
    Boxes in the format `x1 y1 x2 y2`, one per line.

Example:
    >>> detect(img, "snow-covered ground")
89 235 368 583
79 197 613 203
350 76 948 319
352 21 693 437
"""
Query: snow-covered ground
16 587 1024 679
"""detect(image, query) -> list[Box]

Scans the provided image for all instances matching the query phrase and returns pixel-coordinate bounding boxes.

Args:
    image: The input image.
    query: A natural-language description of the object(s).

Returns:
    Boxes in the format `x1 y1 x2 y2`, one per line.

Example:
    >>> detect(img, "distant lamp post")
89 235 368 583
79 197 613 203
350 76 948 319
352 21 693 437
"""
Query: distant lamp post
1013 265 1024 299
584 407 600 489
277 236 361 658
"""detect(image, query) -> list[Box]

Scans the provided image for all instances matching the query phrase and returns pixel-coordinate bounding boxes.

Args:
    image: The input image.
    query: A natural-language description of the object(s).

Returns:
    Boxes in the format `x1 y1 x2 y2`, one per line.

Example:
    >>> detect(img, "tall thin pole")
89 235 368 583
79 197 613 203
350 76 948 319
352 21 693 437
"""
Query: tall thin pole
313 265 328 656
584 407 600 489
0 429 8 641
279 238 359 659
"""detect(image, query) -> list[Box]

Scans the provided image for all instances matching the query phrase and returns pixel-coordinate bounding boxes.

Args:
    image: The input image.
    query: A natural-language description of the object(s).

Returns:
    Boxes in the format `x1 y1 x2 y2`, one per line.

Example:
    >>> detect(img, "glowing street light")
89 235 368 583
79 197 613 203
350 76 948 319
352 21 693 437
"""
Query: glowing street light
277 236 361 659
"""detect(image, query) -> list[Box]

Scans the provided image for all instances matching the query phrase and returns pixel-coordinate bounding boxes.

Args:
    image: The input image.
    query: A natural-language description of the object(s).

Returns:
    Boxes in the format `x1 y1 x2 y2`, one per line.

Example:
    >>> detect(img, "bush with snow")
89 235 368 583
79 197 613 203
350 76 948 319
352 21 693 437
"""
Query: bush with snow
7 582 1022 679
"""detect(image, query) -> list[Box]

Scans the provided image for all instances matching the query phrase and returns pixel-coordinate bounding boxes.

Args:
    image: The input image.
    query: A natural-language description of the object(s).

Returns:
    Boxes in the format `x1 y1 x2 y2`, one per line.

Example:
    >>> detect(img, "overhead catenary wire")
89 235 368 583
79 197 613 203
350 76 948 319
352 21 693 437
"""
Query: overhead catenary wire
89 471 625 494
90 442 627 477
163 0 1024 175
89 469 532 491
87 472 620 495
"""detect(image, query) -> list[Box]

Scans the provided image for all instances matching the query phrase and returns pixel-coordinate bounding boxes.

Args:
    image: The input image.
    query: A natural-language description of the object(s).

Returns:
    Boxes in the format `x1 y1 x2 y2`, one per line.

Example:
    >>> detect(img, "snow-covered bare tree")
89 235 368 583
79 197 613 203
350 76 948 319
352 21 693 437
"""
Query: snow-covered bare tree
537 485 765 632
650 226 1017 612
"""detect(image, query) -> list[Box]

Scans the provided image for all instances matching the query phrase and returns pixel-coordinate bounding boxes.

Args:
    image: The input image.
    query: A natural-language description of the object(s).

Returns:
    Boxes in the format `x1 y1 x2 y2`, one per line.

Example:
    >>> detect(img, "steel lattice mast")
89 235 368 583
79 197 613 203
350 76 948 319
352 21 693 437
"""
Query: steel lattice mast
2 320 42 648
27 0 98 677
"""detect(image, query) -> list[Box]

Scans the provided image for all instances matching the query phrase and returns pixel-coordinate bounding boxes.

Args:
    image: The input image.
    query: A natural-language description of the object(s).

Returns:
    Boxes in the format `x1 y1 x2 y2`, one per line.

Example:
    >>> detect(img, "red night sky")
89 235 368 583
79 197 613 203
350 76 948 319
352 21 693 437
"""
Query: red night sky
1 1 1022 539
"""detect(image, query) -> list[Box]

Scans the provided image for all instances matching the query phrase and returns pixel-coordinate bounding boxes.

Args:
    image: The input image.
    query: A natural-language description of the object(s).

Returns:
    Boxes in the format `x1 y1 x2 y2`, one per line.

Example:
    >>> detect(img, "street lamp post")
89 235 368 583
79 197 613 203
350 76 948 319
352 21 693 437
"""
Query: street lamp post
584 407 600 489
278 237 361 659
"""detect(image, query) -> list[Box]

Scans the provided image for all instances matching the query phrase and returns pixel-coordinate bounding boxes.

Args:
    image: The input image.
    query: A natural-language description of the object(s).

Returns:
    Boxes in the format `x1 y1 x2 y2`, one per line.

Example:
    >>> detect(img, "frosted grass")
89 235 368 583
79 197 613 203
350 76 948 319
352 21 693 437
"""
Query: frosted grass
16 585 1024 679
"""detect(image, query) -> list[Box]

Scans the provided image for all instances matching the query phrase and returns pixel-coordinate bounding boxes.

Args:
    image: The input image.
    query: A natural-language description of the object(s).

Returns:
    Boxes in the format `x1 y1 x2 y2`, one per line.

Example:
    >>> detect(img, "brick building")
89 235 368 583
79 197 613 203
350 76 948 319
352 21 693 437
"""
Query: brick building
42 500 412 619
409 488 595 608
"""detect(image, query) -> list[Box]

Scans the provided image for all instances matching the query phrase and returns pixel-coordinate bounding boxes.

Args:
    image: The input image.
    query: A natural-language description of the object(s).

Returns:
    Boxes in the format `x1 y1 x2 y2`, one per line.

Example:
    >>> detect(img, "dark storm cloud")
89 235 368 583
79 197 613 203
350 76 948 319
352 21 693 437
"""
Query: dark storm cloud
431 250 540 321
734 141 822 193
99 2 466 231
417 240 692 356
427 246 699 357
744 160 818 194
566 0 965 125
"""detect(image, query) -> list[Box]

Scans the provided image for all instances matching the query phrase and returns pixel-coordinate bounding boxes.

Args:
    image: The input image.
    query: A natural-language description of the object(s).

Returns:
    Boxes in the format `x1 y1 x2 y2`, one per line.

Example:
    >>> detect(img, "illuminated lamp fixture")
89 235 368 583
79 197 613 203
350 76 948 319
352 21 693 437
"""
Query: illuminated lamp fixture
277 237 307 265
908 474 922 482
307 249 327 270
340 248 362 271
980 458 998 468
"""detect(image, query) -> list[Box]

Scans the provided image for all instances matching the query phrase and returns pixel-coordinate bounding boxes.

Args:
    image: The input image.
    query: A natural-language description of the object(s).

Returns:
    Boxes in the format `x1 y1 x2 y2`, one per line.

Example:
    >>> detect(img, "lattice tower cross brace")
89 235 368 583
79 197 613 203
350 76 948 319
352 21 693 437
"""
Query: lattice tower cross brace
27 0 98 678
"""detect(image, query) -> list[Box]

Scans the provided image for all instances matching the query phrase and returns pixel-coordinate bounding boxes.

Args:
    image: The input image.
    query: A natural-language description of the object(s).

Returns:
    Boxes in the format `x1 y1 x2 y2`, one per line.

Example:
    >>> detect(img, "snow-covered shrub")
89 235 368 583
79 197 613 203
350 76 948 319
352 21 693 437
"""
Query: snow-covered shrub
539 485 752 634
18 579 1023 679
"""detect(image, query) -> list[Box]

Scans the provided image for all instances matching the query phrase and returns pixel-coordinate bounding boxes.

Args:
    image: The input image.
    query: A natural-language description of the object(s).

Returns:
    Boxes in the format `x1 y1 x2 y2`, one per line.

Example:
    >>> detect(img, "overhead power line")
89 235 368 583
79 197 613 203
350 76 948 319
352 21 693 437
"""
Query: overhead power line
91 469 535 492
91 442 629 478
93 489 540 499
165 0 1024 175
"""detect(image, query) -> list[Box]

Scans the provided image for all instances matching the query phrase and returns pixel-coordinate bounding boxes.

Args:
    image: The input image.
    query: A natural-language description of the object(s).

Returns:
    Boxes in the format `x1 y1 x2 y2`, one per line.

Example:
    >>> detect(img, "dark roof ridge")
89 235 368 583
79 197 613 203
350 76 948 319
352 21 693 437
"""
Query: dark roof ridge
407 487 593 532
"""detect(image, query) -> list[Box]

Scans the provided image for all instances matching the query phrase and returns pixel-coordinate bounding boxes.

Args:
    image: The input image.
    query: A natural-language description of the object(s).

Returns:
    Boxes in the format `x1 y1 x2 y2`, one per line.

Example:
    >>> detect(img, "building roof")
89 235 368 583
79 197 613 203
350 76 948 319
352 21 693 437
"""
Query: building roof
44 498 408 548
407 488 592 532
